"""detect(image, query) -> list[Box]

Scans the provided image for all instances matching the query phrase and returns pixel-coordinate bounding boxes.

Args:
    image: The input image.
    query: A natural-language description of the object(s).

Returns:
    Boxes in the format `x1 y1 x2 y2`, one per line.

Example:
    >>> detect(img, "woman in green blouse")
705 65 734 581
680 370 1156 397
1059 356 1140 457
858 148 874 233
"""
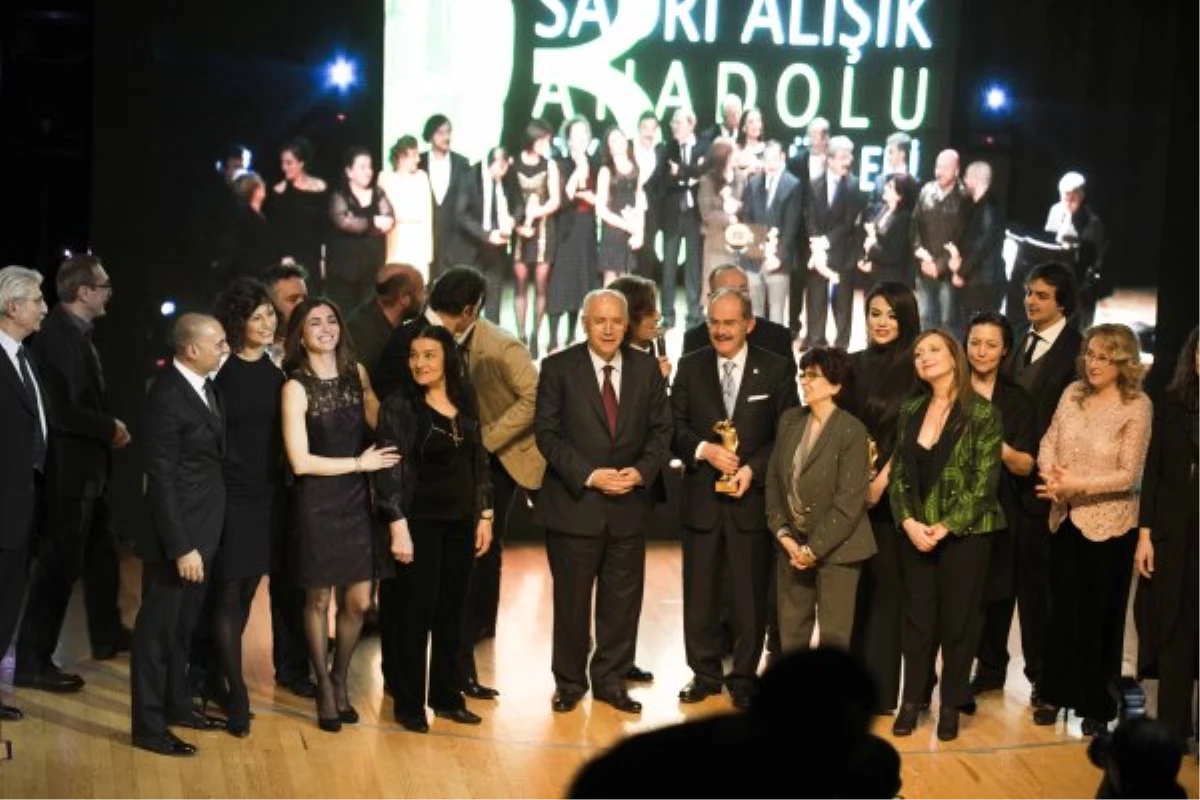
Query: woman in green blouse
888 329 1004 742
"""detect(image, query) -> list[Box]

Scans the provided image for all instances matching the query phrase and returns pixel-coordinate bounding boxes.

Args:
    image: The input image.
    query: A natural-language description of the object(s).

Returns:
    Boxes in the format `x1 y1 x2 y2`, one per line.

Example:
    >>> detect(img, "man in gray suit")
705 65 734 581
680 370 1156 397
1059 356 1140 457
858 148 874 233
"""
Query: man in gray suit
765 347 876 651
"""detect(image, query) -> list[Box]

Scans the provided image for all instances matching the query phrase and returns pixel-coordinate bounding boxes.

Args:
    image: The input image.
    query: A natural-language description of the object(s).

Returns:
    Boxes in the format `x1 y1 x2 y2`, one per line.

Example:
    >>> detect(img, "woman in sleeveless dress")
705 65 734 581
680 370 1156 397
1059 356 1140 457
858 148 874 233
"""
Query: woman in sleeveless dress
265 137 328 276
596 126 644 287
547 116 597 352
280 297 400 732
512 118 560 359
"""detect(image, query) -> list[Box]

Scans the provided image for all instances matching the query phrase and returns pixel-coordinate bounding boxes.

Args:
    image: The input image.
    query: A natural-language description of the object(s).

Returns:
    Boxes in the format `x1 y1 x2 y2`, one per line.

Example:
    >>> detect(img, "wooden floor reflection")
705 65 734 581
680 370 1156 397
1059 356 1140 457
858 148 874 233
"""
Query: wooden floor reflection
1 543 1194 798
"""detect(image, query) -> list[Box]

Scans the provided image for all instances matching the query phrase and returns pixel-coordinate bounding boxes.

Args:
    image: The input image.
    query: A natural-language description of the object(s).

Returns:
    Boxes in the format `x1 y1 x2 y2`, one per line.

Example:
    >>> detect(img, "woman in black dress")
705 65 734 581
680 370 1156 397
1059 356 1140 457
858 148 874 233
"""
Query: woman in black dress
210 277 285 736
547 116 596 353
842 281 921 714
219 172 278 282
280 297 399 731
375 325 493 733
1135 326 1199 746
326 147 394 313
962 311 1038 704
266 136 328 275
512 119 560 358
596 126 643 286
857 174 918 288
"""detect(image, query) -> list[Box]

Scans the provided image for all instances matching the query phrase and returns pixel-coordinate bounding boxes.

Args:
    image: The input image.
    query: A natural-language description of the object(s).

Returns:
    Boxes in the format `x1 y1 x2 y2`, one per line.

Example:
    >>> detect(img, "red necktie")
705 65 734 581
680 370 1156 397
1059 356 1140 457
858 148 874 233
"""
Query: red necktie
602 364 619 439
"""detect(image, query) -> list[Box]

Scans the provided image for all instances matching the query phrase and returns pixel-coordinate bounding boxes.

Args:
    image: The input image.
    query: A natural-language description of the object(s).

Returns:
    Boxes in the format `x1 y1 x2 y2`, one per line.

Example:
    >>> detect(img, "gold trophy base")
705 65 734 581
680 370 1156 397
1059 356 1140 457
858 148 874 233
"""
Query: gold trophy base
715 475 739 494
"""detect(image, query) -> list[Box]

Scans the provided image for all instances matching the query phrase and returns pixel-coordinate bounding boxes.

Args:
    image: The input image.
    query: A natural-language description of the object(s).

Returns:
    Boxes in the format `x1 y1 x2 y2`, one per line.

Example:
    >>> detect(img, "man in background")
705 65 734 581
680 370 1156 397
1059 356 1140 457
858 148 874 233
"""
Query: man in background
347 262 425 388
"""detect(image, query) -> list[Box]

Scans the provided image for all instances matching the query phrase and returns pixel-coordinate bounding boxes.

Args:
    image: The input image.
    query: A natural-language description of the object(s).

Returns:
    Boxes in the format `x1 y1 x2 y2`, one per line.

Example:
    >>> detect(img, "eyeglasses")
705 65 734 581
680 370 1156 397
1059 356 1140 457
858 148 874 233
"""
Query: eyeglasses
1083 350 1116 365
86 282 113 291
799 370 826 382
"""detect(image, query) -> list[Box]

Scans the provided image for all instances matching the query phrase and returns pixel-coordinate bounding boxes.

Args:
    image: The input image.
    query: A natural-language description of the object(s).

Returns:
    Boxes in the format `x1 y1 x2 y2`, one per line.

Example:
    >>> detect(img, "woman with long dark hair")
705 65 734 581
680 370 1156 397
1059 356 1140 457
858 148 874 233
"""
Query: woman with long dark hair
326 147 395 311
857 173 918 287
1135 326 1199 747
548 116 598 353
889 329 1004 741
697 138 745 293
1034 324 1152 735
375 325 493 733
280 297 399 731
843 281 920 714
512 119 561 358
209 277 285 736
596 126 643 286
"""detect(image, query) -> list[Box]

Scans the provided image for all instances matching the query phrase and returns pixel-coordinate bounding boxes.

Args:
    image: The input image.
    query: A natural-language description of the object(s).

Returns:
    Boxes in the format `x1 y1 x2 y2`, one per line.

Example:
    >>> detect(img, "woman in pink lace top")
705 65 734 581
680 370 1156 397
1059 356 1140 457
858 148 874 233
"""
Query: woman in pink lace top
1032 324 1152 735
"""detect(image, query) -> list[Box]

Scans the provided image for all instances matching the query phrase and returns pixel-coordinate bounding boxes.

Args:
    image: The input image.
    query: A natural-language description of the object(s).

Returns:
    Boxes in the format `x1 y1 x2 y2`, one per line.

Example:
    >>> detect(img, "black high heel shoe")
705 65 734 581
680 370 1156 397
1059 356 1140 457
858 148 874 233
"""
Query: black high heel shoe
1032 705 1065 726
338 705 360 724
316 693 342 733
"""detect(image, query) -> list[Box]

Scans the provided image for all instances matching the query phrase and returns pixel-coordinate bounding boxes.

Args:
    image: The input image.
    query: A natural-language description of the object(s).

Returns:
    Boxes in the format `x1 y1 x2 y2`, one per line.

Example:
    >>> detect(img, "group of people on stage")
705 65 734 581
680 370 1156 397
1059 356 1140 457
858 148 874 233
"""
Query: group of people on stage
207 100 1108 362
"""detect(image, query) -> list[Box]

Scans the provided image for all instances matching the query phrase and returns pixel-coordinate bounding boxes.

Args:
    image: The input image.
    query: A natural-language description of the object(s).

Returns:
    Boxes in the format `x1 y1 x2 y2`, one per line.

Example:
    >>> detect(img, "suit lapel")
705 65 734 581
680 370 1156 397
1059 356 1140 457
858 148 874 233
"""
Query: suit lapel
0 354 35 417
574 346 610 436
169 366 222 435
799 408 839 475
730 349 763 419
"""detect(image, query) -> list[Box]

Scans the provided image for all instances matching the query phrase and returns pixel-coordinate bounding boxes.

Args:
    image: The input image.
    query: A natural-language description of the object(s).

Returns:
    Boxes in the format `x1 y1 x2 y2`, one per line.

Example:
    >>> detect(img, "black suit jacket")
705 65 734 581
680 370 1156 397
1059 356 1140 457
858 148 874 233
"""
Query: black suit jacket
743 171 802 268
418 150 472 267
806 173 865 274
534 344 672 536
958 190 1006 286
137 366 226 564
455 161 520 263
671 345 797 531
30 306 116 498
654 136 710 228
1003 321 1082 514
683 315 797 382
0 346 46 549
862 206 915 286
784 146 821 201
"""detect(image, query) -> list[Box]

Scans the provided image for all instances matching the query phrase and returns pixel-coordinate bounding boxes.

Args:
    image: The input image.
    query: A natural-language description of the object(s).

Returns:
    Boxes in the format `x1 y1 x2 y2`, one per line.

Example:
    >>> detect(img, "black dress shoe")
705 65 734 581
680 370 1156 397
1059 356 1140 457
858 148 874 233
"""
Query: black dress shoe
969 673 1005 695
1081 717 1108 737
0 703 23 721
729 685 756 711
397 712 429 733
464 679 499 699
169 712 226 731
937 707 960 741
595 691 642 714
434 707 482 725
226 718 251 738
678 679 723 704
1032 705 1064 726
93 627 133 660
133 732 197 757
959 699 978 716
13 666 85 693
892 703 921 737
552 692 583 713
624 665 654 683
277 677 319 699
1030 685 1044 708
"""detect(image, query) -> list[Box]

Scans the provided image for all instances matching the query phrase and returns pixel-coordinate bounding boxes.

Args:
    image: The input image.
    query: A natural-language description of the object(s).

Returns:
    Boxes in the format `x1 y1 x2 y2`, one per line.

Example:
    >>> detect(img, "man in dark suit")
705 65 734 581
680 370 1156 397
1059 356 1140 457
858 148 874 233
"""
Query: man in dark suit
656 108 709 330
16 256 130 694
346 262 425 388
784 117 829 339
419 114 472 277
682 264 796 380
742 141 803 326
951 161 1007 319
803 135 865 350
671 289 797 709
535 289 672 715
0 266 49 722
131 314 229 756
973 262 1083 707
455 147 519 324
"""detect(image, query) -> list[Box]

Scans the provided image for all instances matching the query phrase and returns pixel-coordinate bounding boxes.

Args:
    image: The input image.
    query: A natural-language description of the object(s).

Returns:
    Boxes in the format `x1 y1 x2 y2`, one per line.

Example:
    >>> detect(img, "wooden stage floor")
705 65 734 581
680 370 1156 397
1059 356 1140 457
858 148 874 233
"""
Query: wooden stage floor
1 543 1195 798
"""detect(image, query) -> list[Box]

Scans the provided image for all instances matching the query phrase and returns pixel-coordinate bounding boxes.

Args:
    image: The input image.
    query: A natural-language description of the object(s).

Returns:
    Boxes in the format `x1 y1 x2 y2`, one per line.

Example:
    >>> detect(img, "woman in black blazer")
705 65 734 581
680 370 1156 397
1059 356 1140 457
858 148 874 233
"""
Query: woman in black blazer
857 174 918 288
1134 326 1199 746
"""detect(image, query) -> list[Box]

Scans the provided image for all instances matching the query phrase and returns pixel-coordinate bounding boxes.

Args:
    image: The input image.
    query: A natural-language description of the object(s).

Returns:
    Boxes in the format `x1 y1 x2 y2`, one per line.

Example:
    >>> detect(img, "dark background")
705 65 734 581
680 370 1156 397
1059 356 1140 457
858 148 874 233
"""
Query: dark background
0 0 1194 542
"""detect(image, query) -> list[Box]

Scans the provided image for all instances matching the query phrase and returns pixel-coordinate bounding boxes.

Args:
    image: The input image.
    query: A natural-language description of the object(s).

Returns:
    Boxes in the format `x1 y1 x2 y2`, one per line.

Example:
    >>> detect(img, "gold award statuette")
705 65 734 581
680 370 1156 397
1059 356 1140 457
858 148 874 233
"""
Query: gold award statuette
712 419 740 494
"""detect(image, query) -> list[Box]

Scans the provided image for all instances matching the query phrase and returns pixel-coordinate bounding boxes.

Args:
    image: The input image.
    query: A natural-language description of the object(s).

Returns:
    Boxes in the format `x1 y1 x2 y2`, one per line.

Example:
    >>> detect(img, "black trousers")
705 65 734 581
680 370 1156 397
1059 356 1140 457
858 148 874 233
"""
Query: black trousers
387 518 474 716
634 214 663 285
899 532 992 708
1040 520 1136 721
269 570 312 685
16 494 122 672
478 245 508 325
803 269 854 348
661 212 703 330
851 512 906 712
1156 523 1199 742
683 515 771 687
0 543 31 671
975 504 1051 688
458 455 519 685
131 560 208 737
545 527 645 697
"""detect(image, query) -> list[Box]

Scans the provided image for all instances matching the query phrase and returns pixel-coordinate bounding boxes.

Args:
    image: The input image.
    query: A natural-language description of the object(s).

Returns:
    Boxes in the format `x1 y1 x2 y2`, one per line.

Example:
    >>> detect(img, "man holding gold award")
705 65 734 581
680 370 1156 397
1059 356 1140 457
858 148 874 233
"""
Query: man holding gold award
669 287 797 710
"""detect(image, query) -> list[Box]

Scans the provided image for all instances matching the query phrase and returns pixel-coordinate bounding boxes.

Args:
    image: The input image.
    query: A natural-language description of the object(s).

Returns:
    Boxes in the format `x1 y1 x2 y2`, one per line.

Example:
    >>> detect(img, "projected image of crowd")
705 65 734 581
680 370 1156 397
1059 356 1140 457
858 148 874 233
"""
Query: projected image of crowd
0 96 1192 798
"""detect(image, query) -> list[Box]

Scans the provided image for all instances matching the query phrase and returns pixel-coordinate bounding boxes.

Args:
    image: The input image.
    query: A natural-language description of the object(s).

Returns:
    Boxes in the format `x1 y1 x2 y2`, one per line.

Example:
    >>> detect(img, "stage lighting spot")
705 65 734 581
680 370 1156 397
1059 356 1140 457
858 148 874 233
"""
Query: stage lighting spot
336 113 347 123
326 57 357 93
984 85 1009 112
160 300 177 317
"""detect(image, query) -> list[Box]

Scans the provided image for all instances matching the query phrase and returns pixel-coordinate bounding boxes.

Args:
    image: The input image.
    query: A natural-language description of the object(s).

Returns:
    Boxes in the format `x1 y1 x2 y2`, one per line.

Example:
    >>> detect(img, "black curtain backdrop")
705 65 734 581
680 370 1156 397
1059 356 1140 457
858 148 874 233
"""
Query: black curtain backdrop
70 0 1200 542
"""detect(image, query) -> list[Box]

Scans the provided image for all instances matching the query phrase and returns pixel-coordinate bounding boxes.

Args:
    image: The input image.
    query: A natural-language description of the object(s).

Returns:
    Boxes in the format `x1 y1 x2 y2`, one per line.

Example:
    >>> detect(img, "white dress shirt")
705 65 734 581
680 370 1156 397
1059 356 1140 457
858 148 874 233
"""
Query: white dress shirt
0 328 47 439
635 143 658 189
1027 315 1068 363
174 358 213 410
428 151 452 205
588 347 622 402
808 152 825 182
826 174 839 207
